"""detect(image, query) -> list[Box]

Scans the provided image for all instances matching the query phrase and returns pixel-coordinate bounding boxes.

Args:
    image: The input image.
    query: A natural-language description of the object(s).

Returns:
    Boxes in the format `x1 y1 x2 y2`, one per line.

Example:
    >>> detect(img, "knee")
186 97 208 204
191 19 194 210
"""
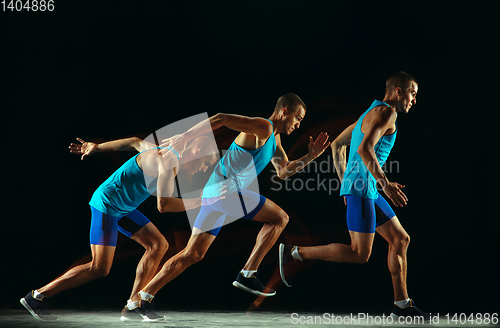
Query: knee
404 233 410 246
397 233 410 251
184 249 205 264
356 251 371 264
351 247 372 264
90 263 112 278
275 210 289 228
150 236 169 256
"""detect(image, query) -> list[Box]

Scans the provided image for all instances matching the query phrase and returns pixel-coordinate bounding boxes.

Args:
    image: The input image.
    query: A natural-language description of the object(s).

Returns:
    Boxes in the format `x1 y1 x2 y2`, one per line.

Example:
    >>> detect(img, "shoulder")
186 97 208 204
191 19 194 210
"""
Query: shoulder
372 105 397 125
253 117 274 139
256 117 273 129
140 149 177 176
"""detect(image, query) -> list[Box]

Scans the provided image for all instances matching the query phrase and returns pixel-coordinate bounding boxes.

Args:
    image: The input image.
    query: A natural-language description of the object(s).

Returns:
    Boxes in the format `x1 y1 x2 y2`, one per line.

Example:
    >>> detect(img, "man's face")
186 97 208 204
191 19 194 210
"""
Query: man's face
283 106 305 135
397 82 418 114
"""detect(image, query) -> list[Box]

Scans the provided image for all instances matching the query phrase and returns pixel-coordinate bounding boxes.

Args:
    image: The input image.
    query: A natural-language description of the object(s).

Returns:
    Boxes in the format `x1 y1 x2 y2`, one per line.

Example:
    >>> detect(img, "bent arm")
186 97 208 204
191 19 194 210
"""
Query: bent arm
357 110 395 187
331 122 355 182
213 113 273 139
155 164 201 213
165 113 273 146
271 143 315 180
156 168 181 213
271 132 330 180
157 197 201 213
356 107 406 207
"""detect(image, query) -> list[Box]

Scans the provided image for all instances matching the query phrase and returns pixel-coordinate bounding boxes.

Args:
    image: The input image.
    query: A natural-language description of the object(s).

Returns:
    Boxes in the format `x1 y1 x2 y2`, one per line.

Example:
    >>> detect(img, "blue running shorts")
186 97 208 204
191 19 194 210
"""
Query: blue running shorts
345 193 396 233
194 189 267 236
89 206 151 246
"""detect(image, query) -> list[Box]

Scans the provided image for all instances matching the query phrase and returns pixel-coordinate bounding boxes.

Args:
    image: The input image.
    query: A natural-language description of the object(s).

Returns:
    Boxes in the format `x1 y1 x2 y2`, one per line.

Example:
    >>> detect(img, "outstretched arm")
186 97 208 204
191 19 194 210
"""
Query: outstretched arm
69 137 156 160
271 132 330 180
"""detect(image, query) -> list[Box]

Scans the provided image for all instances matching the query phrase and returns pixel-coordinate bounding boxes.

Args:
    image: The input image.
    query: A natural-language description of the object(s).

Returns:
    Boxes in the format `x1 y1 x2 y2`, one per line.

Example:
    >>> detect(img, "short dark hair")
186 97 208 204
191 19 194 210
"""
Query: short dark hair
274 93 306 113
385 71 417 93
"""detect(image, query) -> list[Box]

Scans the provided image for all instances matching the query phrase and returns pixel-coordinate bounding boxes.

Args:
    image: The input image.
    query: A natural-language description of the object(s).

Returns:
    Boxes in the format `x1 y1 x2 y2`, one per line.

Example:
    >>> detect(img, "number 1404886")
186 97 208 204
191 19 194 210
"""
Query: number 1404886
2 0 54 11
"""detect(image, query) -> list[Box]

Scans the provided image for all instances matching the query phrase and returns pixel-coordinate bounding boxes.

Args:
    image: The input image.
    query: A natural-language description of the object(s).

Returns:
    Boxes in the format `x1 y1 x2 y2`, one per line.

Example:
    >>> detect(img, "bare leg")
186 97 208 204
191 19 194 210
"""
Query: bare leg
131 228 215 301
376 216 410 301
242 199 289 271
298 231 375 264
37 244 115 297
128 222 169 299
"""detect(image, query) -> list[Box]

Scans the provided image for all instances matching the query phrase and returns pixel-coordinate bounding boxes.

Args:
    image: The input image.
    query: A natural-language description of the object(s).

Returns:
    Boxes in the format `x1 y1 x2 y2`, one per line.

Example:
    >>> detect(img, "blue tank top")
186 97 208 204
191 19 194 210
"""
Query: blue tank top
89 146 179 216
202 119 277 198
340 100 397 199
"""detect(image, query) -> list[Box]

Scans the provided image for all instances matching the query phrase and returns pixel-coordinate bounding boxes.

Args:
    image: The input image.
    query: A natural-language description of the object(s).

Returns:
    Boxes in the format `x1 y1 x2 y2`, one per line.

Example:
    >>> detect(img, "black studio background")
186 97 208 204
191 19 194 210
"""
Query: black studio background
2 0 496 316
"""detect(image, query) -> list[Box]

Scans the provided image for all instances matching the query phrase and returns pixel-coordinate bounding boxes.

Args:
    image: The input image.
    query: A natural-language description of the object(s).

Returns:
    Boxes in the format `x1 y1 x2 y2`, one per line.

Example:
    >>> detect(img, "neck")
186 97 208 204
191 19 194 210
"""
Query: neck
382 95 398 112
268 113 281 135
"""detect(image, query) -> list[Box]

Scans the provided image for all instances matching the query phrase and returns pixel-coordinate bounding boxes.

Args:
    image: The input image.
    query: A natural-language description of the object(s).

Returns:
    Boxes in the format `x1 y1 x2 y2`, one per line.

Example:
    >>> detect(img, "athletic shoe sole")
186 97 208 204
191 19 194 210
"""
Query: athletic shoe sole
120 315 142 322
121 313 167 322
20 298 57 322
232 281 276 297
20 298 42 321
138 314 167 322
279 243 292 287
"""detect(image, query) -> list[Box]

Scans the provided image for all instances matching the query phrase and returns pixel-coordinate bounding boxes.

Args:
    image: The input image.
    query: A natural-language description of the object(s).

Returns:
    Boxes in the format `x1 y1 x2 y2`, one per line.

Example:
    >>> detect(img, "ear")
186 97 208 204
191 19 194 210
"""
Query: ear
395 87 402 96
192 147 201 156
281 107 288 117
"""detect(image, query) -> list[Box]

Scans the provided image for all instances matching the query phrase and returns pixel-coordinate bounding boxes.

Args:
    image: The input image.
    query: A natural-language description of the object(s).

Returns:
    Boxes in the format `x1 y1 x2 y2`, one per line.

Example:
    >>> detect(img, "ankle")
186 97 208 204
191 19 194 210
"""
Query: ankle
125 299 139 310
394 298 411 308
240 270 257 278
291 246 303 261
139 291 154 302
33 290 46 301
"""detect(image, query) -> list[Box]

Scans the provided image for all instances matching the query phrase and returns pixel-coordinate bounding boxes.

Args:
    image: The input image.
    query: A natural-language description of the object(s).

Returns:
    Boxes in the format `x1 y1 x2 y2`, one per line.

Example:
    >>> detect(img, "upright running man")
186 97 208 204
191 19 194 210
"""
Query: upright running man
279 72 429 319
20 135 220 322
126 94 330 313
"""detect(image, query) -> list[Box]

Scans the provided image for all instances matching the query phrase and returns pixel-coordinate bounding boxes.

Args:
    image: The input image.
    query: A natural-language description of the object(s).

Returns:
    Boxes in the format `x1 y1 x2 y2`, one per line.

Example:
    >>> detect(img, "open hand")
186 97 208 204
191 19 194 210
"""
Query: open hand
69 138 97 160
200 184 227 205
382 181 407 207
159 134 187 158
308 132 331 159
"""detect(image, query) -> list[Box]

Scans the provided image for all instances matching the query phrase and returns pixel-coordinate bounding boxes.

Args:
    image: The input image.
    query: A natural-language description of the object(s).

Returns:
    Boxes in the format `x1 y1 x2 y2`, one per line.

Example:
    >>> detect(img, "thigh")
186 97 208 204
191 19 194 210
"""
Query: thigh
238 189 267 221
237 189 267 218
90 243 116 268
187 228 217 255
375 216 408 246
118 209 151 238
209 191 248 218
207 189 265 218
374 193 396 227
348 230 375 255
90 206 120 247
345 195 377 233
193 205 227 237
130 222 166 249
250 197 287 225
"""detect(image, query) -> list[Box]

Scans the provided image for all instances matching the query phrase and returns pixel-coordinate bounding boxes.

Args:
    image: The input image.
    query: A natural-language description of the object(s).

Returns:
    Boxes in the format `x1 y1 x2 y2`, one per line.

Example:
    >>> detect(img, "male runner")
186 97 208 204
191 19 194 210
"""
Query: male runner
279 72 429 319
125 94 331 314
20 135 220 322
